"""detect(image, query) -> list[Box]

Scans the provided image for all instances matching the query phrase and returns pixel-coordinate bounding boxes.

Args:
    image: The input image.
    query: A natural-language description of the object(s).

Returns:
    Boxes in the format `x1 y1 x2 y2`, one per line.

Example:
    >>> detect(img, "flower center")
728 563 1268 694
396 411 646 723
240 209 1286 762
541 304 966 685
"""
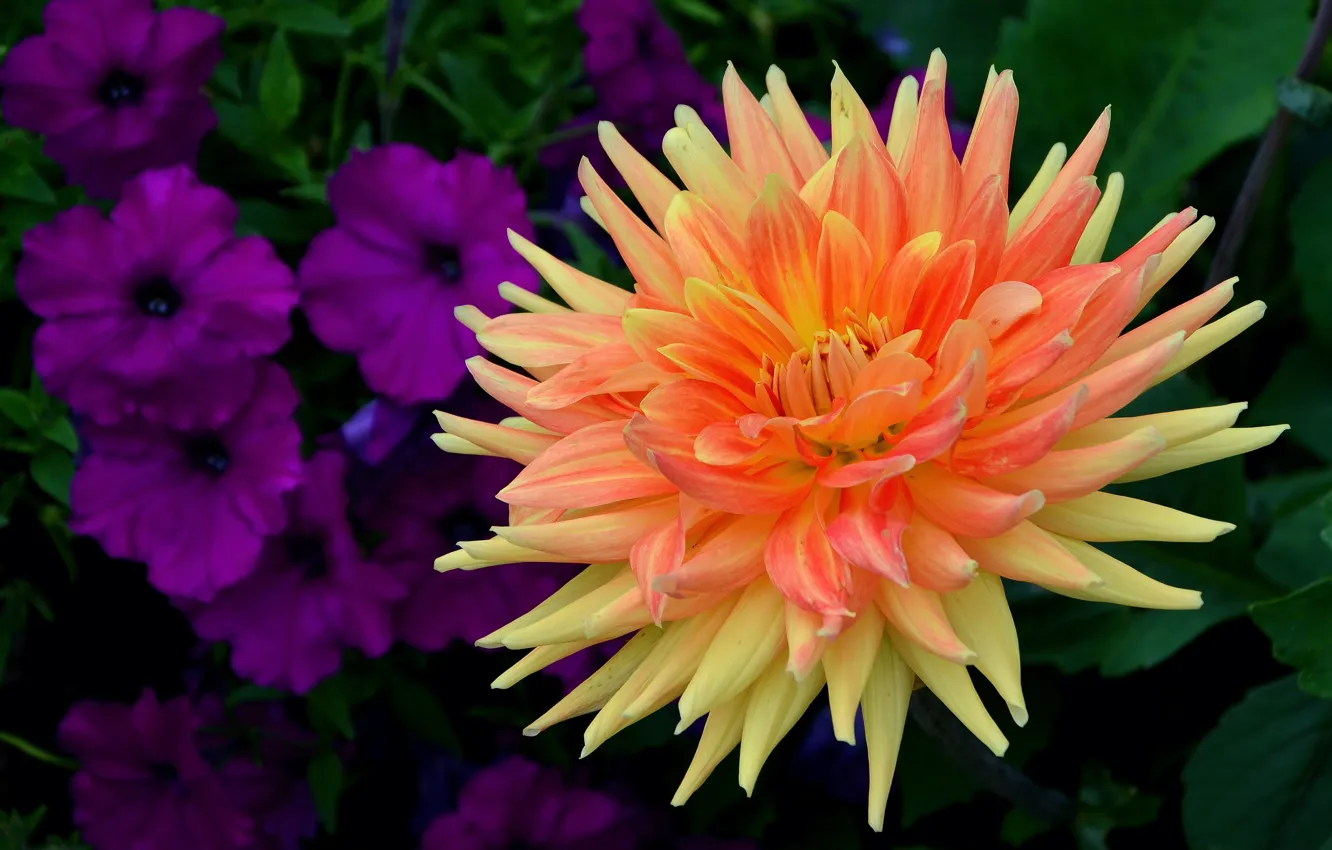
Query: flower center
436 506 490 545
423 243 464 284
182 434 231 477
133 276 182 318
760 315 907 417
98 68 146 108
285 534 331 580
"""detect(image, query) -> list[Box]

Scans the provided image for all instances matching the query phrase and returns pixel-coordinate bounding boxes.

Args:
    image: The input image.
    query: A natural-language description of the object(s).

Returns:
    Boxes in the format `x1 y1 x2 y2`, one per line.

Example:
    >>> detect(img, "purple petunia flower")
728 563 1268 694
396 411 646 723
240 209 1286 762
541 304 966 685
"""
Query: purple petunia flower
297 145 537 406
203 701 320 850
16 166 298 427
544 0 722 174
420 757 637 850
189 449 406 693
59 690 253 850
70 361 302 601
0 0 224 198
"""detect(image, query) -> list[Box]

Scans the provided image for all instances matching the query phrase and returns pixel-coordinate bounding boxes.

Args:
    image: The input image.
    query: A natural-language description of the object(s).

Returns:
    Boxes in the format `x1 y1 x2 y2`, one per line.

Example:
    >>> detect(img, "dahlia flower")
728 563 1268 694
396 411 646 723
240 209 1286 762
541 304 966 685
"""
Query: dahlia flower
432 52 1285 828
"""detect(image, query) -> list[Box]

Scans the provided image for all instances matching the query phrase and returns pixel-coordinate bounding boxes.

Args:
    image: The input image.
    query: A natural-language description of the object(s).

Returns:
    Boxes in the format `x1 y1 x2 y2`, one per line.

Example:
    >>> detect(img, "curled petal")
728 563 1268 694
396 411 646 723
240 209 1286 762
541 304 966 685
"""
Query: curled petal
906 463 1043 538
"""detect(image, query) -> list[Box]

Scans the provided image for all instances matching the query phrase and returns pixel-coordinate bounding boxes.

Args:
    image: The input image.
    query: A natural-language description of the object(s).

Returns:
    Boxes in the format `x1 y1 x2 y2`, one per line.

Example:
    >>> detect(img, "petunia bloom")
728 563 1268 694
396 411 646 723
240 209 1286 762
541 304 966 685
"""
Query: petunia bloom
297 145 538 405
71 361 302 601
189 449 406 693
0 0 223 198
420 757 636 850
431 51 1287 829
59 690 252 850
17 165 297 427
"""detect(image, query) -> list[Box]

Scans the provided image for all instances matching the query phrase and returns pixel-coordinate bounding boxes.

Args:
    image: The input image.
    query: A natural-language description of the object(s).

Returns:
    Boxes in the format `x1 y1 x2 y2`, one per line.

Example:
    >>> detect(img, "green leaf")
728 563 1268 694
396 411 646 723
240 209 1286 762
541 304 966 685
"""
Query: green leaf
1252 344 1332 462
306 675 354 739
256 0 351 36
1277 77 1332 126
845 0 1024 110
994 0 1308 255
1290 161 1332 349
1183 676 1332 850
1251 578 1332 698
386 675 460 751
260 30 303 131
0 151 55 205
29 448 72 506
226 683 288 706
0 474 25 527
437 52 517 142
0 388 37 431
665 0 725 25
41 417 78 454
235 199 328 244
1256 490 1332 590
0 730 79 770
306 751 343 833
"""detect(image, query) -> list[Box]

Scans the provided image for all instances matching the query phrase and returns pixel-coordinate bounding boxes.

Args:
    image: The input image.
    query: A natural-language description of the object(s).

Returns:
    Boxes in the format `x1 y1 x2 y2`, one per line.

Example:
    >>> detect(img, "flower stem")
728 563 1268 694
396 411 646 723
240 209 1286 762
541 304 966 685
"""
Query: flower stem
909 691 1077 825
1207 0 1332 286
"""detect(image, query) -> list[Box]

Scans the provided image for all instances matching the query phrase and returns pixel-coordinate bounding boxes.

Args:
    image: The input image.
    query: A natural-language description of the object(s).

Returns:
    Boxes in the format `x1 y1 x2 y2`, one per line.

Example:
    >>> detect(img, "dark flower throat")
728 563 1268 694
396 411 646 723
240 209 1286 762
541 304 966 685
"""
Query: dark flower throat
423 242 463 284
183 434 231 477
285 534 332 580
134 276 182 318
98 68 146 107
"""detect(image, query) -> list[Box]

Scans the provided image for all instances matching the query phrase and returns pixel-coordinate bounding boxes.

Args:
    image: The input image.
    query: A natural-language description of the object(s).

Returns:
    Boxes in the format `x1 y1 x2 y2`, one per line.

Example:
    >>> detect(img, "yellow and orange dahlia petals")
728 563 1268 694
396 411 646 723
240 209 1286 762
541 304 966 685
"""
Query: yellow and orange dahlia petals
432 50 1285 830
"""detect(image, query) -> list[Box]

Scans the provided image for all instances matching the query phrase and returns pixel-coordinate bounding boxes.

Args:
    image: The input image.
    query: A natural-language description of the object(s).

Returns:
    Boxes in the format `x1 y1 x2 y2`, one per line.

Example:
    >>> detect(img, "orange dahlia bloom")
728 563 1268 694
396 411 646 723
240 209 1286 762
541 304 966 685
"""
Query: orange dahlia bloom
433 51 1285 828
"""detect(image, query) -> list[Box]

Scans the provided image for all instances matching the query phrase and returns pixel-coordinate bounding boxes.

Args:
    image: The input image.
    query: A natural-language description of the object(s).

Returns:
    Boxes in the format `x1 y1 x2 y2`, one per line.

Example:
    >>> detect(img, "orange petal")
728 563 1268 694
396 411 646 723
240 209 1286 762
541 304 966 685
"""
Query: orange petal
818 453 915 489
904 239 977 359
1015 107 1109 242
891 399 967 465
952 176 1009 308
989 262 1119 374
902 515 978 592
635 440 813 516
960 70 1017 204
875 582 974 663
747 176 823 341
851 352 933 397
658 342 758 405
984 426 1165 502
467 357 626 435
827 135 908 274
1111 207 1198 281
663 193 753 294
985 331 1073 412
433 411 559 465
826 486 911 585
639 379 751 436
598 121 680 234
630 513 686 623
623 308 747 373
764 66 829 182
996 176 1100 283
1093 278 1237 372
507 230 632 315
694 421 767 466
957 521 1102 589
525 343 667 411
476 312 623 367
765 493 852 615
500 420 676 508
901 81 962 238
492 497 679 561
830 383 922 449
817 211 874 329
951 385 1086 477
906 463 1043 537
864 231 943 329
1070 332 1185 429
684 277 792 362
785 601 828 677
579 158 686 307
1020 261 1147 399
723 63 803 187
655 513 775 597
968 280 1042 339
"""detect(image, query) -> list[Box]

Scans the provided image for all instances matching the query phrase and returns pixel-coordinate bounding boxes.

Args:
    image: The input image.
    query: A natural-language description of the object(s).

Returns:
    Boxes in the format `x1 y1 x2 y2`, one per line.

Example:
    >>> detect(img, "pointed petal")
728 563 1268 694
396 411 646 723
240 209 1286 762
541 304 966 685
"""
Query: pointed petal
1048 535 1203 609
662 121 759 235
765 492 852 615
630 513 686 623
902 515 978 592
817 211 874 327
1151 301 1266 387
826 485 911 584
960 70 1017 203
958 521 1102 589
951 385 1086 477
501 420 675 508
580 158 686 307
904 239 977 359
941 572 1027 725
876 581 974 663
523 628 662 734
1057 402 1248 451
1094 278 1236 372
639 379 751 436
862 641 914 832
655 513 775 597
997 176 1101 283
901 81 963 238
884 74 919 164
953 176 1010 307
737 655 826 795
764 65 829 182
1115 425 1287 483
1071 172 1124 265
508 229 632 315
432 410 559 464
477 312 623 367
672 692 748 806
1008 143 1067 238
493 498 679 561
663 193 753 294
984 426 1166 502
724 63 803 187
827 135 909 274
830 62 881 153
598 121 680 233
1030 491 1236 543
889 627 1008 756
747 175 823 341
905 463 1043 538
823 604 884 744
467 357 626 435
1015 107 1109 242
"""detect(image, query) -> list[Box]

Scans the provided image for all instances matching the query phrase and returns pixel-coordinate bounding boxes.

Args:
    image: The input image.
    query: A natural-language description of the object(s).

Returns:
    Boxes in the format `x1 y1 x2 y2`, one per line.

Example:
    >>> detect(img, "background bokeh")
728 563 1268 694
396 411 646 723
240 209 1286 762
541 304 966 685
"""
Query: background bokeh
1 0 1331 847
